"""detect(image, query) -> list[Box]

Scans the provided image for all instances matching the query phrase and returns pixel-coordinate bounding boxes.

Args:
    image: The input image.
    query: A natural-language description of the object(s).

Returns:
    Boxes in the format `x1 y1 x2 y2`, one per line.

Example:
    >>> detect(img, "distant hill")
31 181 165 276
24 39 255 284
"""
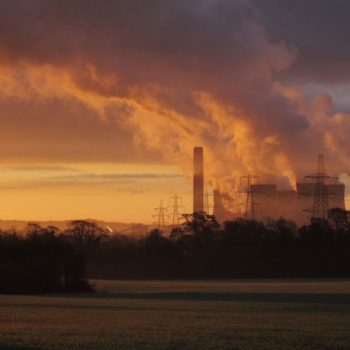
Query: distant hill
0 219 150 237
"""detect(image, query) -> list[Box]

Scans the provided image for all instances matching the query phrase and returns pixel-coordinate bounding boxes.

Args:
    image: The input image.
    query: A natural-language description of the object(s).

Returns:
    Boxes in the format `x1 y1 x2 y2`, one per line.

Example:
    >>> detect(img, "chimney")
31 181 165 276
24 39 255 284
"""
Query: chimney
193 147 204 213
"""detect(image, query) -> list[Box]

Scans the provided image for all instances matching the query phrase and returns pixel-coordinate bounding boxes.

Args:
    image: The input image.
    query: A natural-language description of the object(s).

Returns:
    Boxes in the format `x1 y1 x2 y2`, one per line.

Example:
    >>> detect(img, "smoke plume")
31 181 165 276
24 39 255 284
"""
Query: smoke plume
0 0 349 201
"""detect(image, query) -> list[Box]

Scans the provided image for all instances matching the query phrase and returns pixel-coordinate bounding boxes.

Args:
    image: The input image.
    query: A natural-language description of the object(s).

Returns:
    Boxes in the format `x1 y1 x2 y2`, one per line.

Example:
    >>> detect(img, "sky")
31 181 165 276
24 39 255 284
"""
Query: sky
0 0 350 223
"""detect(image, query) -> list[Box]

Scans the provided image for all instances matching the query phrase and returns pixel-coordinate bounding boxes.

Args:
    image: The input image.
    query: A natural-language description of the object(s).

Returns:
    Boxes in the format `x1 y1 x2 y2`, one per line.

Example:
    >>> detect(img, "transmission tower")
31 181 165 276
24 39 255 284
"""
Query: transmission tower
304 154 336 219
204 190 213 215
240 175 260 220
169 194 184 226
153 200 168 228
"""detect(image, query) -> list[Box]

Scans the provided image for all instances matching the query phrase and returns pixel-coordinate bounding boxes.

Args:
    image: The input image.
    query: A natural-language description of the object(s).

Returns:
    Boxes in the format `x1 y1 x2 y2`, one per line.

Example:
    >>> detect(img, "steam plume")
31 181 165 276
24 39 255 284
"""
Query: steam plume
0 0 349 201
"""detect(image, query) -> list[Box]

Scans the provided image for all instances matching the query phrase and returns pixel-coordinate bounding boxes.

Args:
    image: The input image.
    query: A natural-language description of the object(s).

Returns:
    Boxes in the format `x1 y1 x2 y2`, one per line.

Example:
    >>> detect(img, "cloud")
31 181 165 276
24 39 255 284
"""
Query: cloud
0 165 79 172
252 0 350 84
0 0 349 212
0 171 182 191
51 172 183 181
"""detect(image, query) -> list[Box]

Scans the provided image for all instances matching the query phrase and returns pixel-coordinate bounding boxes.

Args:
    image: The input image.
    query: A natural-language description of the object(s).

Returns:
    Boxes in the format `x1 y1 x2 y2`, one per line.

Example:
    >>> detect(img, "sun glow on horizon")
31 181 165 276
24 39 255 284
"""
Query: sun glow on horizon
0 162 192 223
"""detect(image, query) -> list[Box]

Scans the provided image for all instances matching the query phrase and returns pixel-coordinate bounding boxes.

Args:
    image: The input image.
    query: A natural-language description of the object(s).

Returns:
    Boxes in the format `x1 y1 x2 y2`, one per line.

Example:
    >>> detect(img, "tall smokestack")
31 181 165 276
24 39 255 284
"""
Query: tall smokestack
193 147 204 213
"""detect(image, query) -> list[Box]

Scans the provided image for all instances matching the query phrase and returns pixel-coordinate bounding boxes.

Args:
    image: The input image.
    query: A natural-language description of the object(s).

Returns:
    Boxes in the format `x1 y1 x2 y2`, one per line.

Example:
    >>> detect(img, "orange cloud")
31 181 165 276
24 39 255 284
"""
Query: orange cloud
0 0 348 219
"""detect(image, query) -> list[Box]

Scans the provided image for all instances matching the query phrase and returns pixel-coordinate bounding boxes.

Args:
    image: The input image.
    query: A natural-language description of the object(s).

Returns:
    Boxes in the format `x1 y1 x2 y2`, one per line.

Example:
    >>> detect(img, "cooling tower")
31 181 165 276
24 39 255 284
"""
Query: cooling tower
193 147 204 213
214 181 346 225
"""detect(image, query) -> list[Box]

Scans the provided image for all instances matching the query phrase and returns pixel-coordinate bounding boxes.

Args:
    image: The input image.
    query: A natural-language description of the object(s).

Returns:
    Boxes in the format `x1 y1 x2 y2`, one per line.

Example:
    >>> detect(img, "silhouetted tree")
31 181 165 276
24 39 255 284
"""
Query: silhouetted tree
182 212 221 236
139 229 178 277
223 218 267 244
299 218 335 244
83 215 350 280
66 220 106 250
169 226 185 242
265 218 297 239
0 226 93 294
328 207 348 231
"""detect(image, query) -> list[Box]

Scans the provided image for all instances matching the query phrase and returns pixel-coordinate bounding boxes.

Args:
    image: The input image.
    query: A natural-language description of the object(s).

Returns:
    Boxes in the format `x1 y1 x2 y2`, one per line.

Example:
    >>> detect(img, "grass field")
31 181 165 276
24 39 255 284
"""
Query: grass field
0 280 349 350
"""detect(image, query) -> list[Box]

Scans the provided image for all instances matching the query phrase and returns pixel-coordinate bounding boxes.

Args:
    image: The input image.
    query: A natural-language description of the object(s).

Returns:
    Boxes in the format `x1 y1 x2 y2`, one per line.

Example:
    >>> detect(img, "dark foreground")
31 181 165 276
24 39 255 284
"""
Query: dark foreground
0 280 349 350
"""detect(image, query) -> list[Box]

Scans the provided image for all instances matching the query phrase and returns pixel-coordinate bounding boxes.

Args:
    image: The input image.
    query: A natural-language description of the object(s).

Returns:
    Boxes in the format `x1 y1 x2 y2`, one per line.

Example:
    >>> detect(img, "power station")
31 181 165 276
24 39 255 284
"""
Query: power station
192 147 346 225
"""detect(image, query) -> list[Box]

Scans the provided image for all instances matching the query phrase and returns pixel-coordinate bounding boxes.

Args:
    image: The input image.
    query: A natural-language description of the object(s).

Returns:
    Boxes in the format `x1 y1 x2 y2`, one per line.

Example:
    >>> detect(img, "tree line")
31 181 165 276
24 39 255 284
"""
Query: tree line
0 221 105 294
1 209 350 294
89 209 350 279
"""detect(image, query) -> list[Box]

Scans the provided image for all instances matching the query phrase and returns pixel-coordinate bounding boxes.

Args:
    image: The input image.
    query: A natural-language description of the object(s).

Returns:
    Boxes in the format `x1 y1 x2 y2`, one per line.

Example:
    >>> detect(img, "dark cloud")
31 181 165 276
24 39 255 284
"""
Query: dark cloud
0 0 304 133
0 0 348 188
253 0 350 84
0 1 283 90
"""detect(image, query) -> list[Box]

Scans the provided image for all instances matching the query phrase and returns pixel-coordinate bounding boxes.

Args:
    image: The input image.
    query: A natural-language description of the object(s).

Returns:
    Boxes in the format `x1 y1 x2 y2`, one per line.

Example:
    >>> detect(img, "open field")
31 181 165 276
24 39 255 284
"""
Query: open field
0 280 349 350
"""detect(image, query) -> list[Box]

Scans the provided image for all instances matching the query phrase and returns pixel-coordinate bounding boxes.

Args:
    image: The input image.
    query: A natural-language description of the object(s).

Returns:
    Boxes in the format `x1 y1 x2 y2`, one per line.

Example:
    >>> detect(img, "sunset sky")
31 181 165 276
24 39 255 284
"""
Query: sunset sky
0 0 350 223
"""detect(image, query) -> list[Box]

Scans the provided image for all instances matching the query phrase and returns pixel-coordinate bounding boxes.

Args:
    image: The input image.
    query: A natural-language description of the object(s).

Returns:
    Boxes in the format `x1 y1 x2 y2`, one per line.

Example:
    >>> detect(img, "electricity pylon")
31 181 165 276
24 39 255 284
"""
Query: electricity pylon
304 154 336 219
204 190 213 215
240 175 260 220
153 200 168 228
169 194 184 226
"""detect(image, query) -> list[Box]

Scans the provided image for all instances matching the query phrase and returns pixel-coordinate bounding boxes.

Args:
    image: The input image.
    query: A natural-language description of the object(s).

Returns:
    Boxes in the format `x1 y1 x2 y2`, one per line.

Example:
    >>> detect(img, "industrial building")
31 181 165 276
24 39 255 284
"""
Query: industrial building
193 147 346 225
213 182 345 225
